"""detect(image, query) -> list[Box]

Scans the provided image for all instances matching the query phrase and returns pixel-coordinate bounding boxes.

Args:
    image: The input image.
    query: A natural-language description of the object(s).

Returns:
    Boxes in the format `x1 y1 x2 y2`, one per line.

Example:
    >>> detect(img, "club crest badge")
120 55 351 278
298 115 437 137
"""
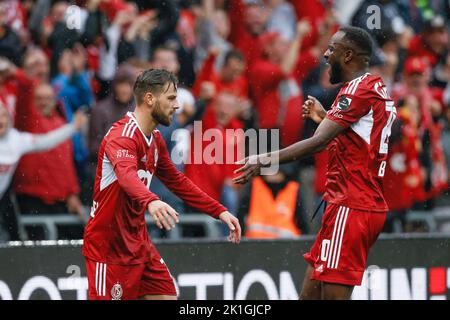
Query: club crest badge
111 282 123 300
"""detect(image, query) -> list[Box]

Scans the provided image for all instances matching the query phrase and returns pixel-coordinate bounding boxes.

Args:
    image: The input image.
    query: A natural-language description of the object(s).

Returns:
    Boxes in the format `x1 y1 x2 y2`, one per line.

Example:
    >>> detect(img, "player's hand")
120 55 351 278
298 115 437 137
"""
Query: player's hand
302 95 327 124
148 200 179 230
232 154 270 185
219 211 241 244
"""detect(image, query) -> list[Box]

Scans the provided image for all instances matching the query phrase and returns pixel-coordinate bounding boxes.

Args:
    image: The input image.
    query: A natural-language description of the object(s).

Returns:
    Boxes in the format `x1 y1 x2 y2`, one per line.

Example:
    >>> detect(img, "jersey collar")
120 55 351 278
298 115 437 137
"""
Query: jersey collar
126 112 153 146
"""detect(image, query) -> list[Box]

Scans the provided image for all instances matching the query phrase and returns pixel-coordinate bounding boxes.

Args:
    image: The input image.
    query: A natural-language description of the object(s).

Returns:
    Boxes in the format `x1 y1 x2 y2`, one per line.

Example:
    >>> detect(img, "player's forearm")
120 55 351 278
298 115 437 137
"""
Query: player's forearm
273 134 329 164
157 169 226 218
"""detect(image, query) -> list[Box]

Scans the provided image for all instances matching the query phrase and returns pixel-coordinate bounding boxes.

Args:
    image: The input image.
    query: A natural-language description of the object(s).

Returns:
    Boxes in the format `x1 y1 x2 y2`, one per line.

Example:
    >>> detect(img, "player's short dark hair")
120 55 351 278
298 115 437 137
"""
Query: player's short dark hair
224 49 245 65
339 26 374 58
133 69 178 104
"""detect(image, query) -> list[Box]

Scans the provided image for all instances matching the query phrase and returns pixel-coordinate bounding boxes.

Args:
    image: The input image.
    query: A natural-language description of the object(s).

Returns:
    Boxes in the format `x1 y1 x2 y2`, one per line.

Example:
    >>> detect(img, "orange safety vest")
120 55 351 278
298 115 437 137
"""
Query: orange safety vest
245 177 301 239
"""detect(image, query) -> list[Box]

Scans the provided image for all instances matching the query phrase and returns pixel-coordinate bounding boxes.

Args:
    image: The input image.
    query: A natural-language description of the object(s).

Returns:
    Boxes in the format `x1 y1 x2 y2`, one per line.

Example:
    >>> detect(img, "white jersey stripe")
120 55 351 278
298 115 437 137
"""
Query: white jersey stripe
125 123 136 138
103 263 107 297
327 206 343 268
344 79 357 94
121 119 132 136
333 207 350 269
98 263 103 296
348 78 361 95
129 124 138 138
95 262 99 296
329 207 346 269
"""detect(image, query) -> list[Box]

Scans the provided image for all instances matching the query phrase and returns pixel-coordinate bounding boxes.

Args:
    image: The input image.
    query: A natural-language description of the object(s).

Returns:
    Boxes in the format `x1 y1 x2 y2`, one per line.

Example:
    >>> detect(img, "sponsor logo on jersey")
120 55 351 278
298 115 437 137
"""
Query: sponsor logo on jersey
111 282 123 300
116 149 135 159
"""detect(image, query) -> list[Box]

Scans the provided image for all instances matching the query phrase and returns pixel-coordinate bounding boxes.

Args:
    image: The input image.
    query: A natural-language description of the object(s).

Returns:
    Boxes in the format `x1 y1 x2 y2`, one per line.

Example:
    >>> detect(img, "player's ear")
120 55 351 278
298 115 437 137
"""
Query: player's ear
344 50 353 63
144 92 155 106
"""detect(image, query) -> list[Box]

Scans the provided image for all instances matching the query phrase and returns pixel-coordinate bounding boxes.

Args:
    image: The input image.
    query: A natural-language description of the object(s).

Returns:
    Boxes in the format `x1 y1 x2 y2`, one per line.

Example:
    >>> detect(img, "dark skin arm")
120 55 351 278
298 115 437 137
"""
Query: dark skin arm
233 118 345 184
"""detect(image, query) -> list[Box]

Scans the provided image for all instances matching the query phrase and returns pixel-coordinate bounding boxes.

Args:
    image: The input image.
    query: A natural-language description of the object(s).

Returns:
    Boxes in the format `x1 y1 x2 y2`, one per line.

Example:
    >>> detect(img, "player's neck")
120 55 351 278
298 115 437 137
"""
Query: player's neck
132 108 157 136
344 69 369 83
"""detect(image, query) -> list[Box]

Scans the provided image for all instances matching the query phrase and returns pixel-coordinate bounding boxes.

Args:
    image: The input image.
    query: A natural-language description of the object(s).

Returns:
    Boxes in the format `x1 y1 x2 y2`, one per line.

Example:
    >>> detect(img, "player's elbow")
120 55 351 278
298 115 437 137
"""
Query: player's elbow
313 134 330 152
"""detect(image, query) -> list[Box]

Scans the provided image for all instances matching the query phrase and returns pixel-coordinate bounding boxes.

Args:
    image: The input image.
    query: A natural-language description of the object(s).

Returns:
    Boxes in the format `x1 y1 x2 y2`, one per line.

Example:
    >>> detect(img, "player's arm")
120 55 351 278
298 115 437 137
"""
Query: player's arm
233 118 345 184
155 134 241 243
105 137 160 210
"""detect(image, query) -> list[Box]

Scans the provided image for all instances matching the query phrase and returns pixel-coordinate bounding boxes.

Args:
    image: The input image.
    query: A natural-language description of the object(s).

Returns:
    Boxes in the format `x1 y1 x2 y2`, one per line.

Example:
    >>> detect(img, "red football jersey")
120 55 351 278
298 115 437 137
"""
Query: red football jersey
83 112 227 265
324 73 397 213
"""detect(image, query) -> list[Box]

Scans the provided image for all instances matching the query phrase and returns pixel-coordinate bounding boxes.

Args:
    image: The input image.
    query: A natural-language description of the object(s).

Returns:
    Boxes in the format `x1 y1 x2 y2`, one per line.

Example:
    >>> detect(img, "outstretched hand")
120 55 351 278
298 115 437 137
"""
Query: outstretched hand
148 200 180 230
233 154 270 185
219 211 241 244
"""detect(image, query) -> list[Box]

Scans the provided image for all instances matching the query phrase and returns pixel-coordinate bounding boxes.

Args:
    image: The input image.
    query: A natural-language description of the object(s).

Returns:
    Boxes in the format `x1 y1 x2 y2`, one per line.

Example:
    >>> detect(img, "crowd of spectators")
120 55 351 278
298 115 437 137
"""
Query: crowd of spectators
0 0 449 241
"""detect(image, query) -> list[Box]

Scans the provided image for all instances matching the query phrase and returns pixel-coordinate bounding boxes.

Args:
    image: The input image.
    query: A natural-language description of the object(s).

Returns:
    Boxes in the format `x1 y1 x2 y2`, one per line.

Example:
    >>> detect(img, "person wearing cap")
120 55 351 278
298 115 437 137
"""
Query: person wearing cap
407 15 449 67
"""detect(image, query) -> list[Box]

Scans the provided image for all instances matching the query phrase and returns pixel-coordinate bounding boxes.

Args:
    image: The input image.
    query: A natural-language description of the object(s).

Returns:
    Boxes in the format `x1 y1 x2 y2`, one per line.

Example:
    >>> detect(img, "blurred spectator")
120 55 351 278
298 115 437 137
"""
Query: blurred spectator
266 0 297 41
383 96 424 232
238 163 308 238
0 1 25 65
0 100 87 241
52 42 94 184
193 48 248 99
13 83 86 227
194 0 232 71
185 92 244 215
392 56 448 209
22 48 50 84
248 20 318 147
228 0 269 67
407 15 449 67
89 63 137 160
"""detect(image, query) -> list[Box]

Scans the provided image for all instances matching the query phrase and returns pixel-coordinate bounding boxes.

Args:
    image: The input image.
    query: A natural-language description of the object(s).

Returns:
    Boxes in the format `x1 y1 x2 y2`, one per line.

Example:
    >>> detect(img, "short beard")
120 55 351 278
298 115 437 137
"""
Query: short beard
329 61 343 84
152 99 171 127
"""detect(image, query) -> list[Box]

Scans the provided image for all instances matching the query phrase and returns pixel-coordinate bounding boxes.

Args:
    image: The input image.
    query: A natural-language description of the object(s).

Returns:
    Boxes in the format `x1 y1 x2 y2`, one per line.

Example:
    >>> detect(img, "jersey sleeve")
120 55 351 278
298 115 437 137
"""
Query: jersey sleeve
154 132 227 219
105 136 160 209
326 86 373 128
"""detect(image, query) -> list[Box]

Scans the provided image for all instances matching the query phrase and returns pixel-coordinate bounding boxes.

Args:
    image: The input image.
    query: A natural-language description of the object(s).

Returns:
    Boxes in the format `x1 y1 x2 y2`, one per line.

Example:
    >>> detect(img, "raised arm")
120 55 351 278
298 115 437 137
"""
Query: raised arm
20 111 87 154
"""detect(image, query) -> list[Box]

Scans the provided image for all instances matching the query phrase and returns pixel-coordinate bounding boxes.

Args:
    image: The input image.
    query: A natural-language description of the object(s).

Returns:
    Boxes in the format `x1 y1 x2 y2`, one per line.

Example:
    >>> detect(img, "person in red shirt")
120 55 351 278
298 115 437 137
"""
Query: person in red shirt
13 83 86 222
192 48 248 100
228 0 268 66
249 20 319 147
383 96 423 232
234 27 395 300
407 15 449 67
184 91 244 203
83 69 241 300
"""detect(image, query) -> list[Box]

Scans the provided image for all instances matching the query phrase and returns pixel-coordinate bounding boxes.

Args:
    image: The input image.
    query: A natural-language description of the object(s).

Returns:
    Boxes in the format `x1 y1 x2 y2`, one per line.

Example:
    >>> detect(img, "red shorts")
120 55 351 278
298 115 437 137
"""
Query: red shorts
85 249 177 300
304 203 386 286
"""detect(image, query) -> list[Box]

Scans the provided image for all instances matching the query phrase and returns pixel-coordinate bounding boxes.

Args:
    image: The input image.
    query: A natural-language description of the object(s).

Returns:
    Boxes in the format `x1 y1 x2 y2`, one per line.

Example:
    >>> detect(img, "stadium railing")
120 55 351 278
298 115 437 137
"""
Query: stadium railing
19 212 224 241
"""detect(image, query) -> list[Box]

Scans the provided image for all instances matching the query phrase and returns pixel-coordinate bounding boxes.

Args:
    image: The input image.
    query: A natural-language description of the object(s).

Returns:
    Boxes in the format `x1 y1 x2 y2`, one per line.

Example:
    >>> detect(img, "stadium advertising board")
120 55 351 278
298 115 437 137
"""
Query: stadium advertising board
0 236 449 300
